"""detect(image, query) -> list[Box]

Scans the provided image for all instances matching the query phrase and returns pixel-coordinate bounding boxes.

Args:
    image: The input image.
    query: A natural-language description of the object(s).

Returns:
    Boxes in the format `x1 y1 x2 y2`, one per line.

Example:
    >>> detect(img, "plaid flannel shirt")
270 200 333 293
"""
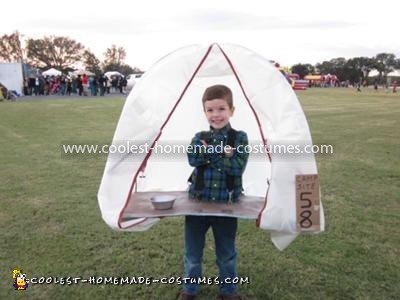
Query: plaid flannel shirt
187 123 249 203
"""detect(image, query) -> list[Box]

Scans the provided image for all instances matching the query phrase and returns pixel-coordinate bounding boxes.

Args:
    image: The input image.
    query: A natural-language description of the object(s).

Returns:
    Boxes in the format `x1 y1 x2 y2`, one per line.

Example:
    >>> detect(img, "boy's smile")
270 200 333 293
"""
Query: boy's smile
204 98 234 130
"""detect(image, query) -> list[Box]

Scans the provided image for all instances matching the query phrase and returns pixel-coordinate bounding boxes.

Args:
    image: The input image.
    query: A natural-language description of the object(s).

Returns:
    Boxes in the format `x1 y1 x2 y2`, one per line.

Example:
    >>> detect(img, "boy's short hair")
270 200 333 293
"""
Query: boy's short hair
202 85 233 109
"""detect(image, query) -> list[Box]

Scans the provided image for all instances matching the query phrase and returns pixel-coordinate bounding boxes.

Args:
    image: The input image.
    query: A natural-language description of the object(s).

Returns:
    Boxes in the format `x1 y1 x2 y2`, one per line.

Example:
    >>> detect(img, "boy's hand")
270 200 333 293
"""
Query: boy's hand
200 139 208 147
224 145 234 157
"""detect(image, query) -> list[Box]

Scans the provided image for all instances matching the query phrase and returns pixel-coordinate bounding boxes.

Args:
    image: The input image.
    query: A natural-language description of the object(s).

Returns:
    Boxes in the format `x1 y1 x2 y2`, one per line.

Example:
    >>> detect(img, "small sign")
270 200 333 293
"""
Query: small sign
295 174 320 231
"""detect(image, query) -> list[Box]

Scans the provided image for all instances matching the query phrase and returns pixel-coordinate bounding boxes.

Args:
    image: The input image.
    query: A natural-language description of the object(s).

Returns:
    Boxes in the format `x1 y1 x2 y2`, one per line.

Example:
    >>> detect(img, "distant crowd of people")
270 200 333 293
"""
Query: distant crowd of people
24 73 128 96
356 80 398 93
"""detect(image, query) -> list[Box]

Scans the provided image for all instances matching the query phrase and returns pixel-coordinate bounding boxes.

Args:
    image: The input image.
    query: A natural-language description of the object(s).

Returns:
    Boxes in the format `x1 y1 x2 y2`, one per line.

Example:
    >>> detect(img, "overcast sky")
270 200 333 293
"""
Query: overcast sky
2 0 399 70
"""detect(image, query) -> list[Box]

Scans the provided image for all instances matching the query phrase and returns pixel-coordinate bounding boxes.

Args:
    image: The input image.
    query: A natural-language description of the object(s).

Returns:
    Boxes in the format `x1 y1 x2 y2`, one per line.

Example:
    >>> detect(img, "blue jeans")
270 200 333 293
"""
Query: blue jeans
184 215 238 295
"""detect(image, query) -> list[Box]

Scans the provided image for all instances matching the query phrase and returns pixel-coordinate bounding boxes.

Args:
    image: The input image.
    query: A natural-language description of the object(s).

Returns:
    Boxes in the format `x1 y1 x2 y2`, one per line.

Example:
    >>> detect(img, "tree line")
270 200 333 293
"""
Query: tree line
291 54 400 84
1 31 399 84
0 31 142 76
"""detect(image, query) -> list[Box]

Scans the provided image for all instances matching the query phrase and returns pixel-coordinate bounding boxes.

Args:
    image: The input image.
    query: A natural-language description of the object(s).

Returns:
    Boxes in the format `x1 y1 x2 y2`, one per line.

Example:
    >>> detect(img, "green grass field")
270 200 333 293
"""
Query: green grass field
0 88 399 299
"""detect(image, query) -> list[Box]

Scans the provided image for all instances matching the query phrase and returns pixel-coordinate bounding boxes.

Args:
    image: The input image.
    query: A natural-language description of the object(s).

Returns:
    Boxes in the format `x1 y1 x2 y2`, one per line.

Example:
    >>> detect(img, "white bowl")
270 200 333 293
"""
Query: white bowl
151 195 176 210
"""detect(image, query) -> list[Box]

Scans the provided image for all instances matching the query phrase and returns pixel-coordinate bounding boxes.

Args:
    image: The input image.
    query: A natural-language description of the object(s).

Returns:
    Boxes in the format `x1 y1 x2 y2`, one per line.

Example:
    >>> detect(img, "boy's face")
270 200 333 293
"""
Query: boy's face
203 98 234 130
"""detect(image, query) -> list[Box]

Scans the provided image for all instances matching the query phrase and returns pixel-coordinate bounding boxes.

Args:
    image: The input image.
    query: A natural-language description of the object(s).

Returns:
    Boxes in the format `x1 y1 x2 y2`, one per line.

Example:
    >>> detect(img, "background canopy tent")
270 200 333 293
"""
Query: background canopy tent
388 70 400 77
98 43 325 250
368 69 380 78
71 69 95 76
105 71 124 78
42 68 62 77
304 75 323 81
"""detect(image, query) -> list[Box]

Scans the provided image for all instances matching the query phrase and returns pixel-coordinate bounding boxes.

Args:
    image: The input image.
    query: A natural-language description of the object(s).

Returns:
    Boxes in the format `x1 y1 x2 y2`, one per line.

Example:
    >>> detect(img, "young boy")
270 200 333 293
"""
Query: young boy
181 85 249 300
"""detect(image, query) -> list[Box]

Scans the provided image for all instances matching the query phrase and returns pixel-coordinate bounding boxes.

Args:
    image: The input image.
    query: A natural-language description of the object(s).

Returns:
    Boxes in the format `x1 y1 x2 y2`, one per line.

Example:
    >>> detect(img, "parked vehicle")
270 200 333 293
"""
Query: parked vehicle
126 73 143 90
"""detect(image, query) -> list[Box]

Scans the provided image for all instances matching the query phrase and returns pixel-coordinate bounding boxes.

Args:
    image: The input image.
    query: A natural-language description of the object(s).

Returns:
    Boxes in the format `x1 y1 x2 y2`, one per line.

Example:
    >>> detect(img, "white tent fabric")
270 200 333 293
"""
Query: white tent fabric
42 68 62 76
98 43 325 250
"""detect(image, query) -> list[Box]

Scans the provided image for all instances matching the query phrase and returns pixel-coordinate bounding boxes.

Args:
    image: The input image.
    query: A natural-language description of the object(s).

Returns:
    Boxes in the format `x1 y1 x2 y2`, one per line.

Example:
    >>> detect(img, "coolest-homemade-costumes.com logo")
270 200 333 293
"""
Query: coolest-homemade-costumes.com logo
13 268 28 290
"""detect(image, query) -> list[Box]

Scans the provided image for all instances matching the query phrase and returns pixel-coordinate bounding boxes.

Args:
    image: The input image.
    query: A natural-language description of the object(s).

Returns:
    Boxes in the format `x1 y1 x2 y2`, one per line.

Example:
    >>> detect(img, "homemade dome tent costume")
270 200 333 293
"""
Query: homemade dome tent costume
98 43 325 250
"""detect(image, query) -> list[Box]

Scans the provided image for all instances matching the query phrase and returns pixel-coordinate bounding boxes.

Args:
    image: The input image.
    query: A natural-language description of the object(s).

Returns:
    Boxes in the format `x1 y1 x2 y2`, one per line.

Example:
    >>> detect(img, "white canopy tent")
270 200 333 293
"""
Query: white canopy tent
388 69 400 77
42 68 62 77
368 69 400 79
368 69 380 78
71 69 95 76
105 71 124 78
98 43 325 250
